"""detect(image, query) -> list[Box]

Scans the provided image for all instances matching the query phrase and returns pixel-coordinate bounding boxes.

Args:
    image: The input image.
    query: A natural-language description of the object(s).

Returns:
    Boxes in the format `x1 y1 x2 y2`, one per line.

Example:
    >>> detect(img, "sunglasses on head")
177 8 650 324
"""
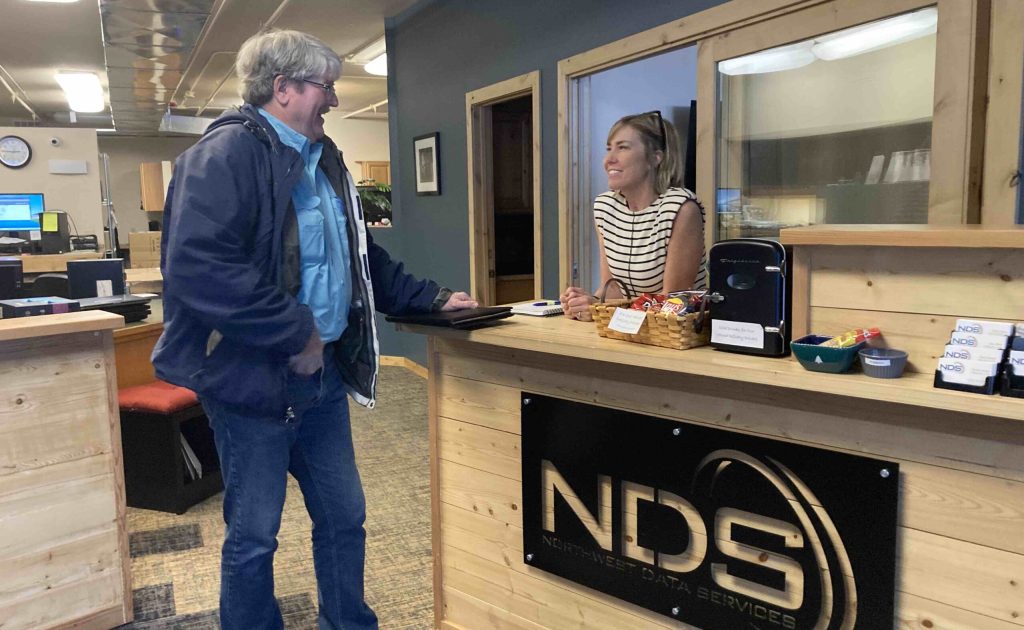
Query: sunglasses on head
635 110 666 151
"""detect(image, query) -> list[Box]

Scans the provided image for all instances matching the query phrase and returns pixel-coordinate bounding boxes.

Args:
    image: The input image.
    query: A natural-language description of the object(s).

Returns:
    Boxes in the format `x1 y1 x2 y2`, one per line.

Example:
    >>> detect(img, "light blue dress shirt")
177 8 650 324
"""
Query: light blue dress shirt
259 108 351 343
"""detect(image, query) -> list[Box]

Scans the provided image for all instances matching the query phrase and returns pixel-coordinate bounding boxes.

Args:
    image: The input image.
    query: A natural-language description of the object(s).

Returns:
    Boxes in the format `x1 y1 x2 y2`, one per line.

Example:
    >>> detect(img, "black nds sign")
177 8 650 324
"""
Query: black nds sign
521 394 898 629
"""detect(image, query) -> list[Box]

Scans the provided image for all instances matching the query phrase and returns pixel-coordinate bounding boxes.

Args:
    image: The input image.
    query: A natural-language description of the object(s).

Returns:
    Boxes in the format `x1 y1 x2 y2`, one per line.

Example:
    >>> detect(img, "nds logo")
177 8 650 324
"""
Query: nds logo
1011 357 1024 367
538 450 857 629
945 349 971 360
956 323 983 334
950 337 977 346
939 361 965 373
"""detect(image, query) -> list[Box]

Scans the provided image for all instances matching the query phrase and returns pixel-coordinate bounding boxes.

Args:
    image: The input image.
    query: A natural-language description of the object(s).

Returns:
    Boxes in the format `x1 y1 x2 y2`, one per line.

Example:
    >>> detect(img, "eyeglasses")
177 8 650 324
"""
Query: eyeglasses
299 78 336 96
637 110 666 151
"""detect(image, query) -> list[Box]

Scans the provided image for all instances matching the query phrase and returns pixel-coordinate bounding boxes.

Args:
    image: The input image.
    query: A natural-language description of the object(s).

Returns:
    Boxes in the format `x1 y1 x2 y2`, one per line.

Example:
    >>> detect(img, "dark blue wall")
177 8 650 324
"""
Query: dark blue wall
377 0 727 364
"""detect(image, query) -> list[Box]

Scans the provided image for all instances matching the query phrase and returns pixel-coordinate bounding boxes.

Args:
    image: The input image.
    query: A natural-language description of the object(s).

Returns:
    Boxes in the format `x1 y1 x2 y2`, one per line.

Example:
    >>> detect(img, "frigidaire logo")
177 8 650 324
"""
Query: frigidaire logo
539 450 857 629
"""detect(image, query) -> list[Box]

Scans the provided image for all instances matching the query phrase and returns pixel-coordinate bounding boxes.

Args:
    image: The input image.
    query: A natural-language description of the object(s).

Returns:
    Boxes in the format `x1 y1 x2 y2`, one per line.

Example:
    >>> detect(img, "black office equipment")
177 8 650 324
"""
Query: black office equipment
708 238 792 356
67 258 126 298
0 257 23 299
27 273 70 298
385 306 512 329
70 234 99 252
39 210 71 254
78 294 152 323
0 296 80 318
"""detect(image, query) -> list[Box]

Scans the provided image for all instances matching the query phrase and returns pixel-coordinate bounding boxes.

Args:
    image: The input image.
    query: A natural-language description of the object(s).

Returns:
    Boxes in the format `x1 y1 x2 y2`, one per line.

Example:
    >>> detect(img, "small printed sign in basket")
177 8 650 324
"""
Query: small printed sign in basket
590 299 709 350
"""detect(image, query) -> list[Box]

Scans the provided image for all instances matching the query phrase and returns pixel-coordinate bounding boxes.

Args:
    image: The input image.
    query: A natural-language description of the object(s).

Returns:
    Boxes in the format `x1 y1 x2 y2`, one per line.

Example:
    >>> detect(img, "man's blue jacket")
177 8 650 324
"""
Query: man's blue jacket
152 104 443 413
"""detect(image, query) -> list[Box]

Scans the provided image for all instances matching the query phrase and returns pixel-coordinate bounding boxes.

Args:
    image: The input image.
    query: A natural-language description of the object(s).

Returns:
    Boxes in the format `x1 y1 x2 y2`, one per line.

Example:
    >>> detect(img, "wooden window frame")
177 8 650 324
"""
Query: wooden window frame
981 0 1024 224
557 0 991 290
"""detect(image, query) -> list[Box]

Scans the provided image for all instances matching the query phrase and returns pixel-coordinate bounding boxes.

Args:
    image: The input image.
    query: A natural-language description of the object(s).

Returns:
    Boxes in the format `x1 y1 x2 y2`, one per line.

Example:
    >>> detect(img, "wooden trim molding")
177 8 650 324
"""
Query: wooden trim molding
981 0 1024 225
779 224 1024 247
466 71 542 304
380 355 428 379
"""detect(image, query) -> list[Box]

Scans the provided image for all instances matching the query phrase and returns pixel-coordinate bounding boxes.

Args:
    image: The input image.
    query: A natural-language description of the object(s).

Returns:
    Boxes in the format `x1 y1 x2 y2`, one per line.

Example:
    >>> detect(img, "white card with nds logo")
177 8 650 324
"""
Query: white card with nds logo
936 358 999 386
942 345 1004 364
1010 350 1024 376
948 331 1008 350
954 319 1014 337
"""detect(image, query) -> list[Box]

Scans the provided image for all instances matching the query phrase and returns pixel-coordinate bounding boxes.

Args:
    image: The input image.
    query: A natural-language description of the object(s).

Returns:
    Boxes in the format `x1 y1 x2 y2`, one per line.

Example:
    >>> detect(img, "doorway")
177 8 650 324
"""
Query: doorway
466 71 541 305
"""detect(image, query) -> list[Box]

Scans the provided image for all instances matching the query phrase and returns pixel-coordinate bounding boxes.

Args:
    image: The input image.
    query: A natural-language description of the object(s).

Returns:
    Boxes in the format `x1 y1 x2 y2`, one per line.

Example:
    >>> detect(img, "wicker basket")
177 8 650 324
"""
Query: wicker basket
590 298 710 350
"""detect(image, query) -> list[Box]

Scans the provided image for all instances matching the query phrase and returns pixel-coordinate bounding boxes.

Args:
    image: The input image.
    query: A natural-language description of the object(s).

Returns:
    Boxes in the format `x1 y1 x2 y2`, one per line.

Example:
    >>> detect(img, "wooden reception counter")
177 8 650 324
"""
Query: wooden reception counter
402 226 1024 630
0 311 132 629
405 316 1024 629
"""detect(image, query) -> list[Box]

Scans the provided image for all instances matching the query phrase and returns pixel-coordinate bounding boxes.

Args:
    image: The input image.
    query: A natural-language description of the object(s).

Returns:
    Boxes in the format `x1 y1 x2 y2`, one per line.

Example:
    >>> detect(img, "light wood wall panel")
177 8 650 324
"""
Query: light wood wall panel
805 247 1024 320
798 245 1024 372
429 341 1024 629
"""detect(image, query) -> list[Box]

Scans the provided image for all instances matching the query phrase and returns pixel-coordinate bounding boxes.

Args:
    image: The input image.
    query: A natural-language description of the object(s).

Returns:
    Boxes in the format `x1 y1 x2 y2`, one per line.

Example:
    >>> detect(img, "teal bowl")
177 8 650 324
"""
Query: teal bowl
791 335 865 373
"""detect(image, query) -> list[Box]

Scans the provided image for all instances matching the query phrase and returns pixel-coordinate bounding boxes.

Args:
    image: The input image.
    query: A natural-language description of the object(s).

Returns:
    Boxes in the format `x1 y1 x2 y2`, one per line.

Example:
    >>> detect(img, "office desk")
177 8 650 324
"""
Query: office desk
113 298 163 390
0 311 133 629
14 251 103 274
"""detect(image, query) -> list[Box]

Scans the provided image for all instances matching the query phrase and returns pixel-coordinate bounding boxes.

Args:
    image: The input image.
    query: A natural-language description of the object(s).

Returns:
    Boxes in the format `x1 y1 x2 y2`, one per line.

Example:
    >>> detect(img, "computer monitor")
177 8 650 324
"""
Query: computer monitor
0 193 44 231
67 258 126 298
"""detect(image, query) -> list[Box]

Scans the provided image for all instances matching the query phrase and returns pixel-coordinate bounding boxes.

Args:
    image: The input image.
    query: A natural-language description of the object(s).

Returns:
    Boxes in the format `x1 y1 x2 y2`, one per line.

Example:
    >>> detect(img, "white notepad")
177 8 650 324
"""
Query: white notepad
510 301 563 317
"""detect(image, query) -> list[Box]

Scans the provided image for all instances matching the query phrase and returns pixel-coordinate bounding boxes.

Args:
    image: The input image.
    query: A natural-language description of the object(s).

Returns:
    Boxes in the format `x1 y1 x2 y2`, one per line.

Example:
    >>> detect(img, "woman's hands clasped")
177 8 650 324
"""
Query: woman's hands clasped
559 286 596 322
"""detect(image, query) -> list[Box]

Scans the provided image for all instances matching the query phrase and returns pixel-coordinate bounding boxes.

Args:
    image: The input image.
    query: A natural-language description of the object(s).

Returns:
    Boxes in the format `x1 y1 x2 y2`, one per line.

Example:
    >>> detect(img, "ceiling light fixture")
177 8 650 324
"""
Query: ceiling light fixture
363 54 387 76
718 42 816 76
811 7 937 61
720 7 938 76
55 72 105 113
348 35 387 76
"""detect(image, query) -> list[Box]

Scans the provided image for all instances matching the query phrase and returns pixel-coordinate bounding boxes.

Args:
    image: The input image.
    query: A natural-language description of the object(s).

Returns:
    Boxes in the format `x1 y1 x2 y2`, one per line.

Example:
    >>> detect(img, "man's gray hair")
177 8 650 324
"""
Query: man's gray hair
236 29 342 106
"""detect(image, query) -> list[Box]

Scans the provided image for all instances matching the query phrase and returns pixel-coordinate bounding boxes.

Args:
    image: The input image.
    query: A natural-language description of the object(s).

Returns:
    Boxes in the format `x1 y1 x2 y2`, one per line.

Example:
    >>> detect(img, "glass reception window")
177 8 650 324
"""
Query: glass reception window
715 7 937 239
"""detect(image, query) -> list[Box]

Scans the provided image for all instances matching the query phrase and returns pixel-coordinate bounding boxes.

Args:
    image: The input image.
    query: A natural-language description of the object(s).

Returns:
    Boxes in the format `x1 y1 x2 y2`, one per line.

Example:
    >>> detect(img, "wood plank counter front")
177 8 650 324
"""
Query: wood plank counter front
400 314 1024 630
0 311 133 629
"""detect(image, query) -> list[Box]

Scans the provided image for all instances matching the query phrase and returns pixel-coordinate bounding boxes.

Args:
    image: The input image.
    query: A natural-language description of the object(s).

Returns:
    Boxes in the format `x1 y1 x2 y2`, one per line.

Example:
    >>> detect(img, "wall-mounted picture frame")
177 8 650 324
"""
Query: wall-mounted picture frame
414 132 441 196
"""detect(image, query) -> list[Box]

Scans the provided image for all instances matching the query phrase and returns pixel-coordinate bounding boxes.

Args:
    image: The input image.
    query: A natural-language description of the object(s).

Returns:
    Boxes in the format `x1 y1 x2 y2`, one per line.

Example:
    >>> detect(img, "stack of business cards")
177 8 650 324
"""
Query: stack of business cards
936 319 1014 393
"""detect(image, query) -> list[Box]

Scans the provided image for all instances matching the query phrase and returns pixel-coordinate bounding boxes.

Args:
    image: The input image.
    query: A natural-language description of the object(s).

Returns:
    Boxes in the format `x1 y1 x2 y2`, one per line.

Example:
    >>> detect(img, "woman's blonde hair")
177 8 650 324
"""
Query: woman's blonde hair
607 111 682 195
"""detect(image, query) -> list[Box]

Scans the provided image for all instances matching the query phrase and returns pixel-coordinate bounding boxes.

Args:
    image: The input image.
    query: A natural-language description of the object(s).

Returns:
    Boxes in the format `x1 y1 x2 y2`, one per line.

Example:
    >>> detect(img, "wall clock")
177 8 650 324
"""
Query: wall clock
0 135 32 169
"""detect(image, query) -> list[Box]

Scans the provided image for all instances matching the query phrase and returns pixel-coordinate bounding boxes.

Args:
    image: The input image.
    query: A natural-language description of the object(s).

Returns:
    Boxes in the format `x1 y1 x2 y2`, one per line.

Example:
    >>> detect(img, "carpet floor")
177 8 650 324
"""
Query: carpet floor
117 366 432 629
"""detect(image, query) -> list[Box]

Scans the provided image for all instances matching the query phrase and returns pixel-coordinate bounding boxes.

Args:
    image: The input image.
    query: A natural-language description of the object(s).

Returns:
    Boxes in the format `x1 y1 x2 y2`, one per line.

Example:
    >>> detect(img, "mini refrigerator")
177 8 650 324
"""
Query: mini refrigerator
708 238 792 356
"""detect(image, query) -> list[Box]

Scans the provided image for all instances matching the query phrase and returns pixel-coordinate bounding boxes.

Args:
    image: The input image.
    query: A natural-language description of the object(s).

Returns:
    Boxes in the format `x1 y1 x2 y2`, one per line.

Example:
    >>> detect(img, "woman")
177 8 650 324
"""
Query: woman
561 110 707 321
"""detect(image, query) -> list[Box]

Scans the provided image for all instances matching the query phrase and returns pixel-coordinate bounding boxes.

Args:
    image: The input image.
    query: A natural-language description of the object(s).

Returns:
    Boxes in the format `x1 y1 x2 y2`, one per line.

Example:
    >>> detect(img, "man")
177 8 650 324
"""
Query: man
152 29 476 630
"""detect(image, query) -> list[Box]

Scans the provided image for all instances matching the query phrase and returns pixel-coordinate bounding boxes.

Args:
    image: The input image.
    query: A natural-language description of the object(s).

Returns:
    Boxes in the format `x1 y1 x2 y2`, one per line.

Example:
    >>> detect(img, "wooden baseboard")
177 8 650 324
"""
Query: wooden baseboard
380 355 428 379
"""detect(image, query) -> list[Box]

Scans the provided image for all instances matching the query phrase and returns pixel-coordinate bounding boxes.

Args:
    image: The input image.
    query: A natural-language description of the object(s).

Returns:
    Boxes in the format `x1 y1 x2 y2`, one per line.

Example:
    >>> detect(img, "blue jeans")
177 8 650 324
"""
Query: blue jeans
201 351 378 630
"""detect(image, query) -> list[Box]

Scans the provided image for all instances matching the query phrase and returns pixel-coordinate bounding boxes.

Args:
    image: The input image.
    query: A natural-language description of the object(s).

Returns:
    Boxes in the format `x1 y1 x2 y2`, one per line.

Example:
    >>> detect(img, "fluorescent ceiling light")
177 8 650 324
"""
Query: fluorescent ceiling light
96 128 117 133
720 8 938 75
364 53 387 76
812 8 937 60
348 35 386 64
719 42 815 76
55 72 105 113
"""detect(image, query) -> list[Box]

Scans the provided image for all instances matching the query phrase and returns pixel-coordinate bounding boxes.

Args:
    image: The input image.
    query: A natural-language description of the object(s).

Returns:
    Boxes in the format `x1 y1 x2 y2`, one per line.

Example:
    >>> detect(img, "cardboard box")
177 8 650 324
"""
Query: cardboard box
129 231 161 269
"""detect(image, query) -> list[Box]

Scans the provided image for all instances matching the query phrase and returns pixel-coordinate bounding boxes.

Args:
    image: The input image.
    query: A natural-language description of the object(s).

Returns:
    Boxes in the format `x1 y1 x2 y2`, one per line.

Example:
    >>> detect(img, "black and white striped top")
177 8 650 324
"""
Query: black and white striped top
594 187 707 296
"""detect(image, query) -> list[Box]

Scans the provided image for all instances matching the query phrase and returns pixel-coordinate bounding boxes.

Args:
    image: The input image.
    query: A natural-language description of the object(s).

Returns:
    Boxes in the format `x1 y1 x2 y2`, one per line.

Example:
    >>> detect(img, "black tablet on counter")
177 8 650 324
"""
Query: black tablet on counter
385 306 512 330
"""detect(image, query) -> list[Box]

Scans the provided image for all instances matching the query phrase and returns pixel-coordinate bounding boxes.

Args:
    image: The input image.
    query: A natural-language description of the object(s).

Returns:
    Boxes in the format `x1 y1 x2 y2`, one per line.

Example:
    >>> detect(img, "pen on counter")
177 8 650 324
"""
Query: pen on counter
533 300 560 306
